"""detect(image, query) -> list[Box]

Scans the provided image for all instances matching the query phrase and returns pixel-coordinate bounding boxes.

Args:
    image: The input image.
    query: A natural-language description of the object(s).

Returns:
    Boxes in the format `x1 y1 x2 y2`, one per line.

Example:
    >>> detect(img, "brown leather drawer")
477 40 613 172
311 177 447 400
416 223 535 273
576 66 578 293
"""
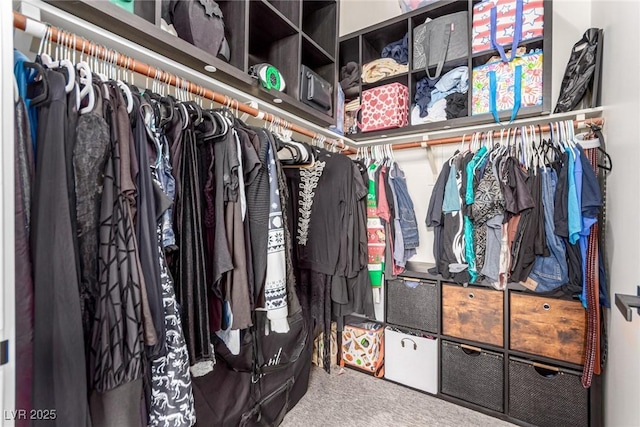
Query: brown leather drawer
510 293 586 365
442 284 504 347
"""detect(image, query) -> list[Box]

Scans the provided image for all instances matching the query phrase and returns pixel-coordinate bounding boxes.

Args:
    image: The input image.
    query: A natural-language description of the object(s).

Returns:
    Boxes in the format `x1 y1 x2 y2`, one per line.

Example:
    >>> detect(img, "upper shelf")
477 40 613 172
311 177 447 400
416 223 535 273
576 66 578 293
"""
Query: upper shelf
43 0 338 127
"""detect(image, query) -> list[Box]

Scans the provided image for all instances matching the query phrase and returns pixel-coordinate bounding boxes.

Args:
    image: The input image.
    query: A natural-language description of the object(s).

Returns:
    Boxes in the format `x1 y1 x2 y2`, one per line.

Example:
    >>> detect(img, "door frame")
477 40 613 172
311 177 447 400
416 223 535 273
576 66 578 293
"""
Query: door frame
0 2 17 426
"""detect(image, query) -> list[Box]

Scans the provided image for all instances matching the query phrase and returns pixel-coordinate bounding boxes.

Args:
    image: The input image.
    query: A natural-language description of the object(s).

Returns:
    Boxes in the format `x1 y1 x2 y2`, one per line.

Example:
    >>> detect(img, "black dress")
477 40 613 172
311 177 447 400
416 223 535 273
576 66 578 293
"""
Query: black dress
31 69 91 426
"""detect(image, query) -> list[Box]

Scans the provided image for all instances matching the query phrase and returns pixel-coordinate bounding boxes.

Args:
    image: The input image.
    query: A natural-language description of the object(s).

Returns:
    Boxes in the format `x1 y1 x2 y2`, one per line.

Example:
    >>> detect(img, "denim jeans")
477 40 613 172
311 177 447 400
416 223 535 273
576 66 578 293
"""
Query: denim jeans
155 133 177 249
389 164 419 249
529 168 568 291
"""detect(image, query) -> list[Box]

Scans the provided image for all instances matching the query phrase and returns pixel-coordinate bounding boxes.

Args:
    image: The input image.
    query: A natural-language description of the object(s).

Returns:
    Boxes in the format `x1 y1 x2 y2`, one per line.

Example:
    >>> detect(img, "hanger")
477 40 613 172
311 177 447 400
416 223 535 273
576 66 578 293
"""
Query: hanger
239 100 258 122
13 74 19 103
112 52 133 114
586 123 613 172
46 29 76 94
76 38 95 114
23 61 49 106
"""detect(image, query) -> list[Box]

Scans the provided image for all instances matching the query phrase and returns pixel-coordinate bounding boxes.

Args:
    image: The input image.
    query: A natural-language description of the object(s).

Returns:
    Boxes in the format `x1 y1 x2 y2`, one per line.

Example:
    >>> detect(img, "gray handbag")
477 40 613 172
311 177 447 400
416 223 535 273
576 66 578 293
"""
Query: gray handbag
413 11 469 79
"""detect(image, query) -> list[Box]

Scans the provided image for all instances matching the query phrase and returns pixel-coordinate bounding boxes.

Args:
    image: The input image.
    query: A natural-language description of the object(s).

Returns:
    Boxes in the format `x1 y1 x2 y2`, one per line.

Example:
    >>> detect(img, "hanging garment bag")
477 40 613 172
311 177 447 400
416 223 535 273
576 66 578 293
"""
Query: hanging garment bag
554 28 603 113
191 312 312 426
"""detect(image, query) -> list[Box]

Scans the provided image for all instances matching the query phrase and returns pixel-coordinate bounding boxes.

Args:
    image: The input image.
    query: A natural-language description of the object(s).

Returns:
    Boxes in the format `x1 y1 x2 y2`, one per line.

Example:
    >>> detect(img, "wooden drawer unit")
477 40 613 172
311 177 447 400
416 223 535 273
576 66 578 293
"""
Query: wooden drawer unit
442 284 504 347
510 293 586 365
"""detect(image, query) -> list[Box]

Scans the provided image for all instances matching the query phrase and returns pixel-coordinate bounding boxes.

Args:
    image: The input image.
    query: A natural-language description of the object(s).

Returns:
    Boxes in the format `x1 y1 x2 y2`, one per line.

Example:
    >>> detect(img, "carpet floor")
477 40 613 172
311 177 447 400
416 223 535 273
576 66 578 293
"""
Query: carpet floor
281 366 514 427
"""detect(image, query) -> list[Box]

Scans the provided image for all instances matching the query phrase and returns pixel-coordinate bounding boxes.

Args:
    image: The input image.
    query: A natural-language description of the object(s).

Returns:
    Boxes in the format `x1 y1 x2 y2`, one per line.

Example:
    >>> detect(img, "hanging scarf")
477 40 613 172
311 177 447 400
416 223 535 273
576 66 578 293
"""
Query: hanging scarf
264 142 289 333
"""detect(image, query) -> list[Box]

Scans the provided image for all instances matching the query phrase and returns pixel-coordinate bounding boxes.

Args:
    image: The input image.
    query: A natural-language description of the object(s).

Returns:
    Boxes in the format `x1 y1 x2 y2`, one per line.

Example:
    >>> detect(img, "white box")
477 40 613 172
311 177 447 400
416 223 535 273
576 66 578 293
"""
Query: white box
384 327 438 394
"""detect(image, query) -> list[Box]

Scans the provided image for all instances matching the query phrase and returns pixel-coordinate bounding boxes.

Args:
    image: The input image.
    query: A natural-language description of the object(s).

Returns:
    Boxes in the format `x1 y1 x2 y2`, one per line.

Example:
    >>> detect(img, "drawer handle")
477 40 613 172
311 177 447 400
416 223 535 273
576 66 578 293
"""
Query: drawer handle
533 362 560 378
468 293 475 299
532 362 560 372
460 344 482 355
401 338 417 350
542 303 551 311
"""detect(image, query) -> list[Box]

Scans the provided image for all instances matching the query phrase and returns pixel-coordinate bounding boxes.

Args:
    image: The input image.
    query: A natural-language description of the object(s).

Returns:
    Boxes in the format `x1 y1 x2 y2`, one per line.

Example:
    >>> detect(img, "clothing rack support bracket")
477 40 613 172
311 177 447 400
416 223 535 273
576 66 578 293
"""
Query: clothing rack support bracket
615 286 640 322
424 138 438 178
576 113 587 128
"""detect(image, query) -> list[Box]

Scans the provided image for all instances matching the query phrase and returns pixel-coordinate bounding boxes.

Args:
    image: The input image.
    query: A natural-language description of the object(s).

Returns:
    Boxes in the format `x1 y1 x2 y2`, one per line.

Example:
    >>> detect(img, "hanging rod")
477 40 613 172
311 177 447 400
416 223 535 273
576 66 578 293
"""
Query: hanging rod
12 10 348 150
345 116 605 154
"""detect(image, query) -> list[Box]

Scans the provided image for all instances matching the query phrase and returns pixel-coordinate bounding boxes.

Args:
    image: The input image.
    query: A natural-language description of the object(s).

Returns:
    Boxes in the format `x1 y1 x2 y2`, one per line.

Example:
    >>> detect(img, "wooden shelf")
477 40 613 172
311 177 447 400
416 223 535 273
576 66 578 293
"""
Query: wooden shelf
362 72 409 90
46 0 338 127
349 105 547 141
302 0 337 55
302 33 335 63
340 0 554 142
265 0 301 27
46 0 253 88
250 0 298 41
362 19 409 64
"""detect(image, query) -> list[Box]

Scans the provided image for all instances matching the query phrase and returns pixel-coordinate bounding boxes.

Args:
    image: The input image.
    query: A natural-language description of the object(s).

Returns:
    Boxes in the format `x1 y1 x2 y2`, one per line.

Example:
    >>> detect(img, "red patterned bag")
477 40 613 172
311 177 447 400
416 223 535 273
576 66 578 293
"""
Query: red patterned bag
472 0 544 56
359 82 409 132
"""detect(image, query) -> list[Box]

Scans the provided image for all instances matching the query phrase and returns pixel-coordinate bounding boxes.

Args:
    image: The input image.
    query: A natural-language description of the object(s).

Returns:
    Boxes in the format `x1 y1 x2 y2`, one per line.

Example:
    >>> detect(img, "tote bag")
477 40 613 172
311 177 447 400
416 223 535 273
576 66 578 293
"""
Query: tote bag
472 0 544 56
472 52 543 122
413 11 469 79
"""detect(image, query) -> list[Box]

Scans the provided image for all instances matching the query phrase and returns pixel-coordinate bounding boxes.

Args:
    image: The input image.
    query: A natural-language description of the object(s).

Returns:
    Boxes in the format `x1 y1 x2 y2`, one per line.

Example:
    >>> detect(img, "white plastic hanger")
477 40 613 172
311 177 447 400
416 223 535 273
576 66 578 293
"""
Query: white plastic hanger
76 39 95 114
13 74 19 103
40 28 76 94
458 133 468 154
111 52 133 114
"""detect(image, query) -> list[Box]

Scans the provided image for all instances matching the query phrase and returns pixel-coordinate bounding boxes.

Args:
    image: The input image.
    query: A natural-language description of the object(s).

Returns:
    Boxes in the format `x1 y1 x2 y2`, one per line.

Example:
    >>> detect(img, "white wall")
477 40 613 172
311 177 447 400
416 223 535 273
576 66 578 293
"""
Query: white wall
339 0 402 36
589 2 640 426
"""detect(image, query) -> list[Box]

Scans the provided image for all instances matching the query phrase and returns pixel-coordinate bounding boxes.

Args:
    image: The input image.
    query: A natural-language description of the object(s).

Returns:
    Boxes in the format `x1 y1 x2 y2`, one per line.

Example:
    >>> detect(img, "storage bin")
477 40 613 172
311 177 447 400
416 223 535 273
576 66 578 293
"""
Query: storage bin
441 340 504 412
341 321 385 376
510 293 586 365
386 278 438 333
442 284 504 347
384 327 438 394
359 82 409 132
509 357 588 426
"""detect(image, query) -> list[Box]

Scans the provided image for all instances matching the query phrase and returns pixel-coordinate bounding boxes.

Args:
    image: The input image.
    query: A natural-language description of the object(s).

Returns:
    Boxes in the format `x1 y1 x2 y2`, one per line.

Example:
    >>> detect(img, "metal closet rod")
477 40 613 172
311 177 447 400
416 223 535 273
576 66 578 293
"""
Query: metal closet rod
12 11 347 150
347 117 605 154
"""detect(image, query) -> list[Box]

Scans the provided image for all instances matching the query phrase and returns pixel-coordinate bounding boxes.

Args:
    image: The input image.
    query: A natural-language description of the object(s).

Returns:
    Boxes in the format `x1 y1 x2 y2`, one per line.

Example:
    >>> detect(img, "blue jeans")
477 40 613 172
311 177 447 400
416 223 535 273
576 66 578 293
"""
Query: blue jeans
390 164 420 249
155 134 177 249
529 168 568 291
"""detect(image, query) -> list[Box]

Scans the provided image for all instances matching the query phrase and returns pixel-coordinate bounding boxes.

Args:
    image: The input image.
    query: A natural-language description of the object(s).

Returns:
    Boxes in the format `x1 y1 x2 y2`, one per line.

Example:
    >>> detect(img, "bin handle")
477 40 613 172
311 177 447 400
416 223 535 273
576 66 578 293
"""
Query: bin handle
460 344 482 353
401 338 417 350
532 362 560 372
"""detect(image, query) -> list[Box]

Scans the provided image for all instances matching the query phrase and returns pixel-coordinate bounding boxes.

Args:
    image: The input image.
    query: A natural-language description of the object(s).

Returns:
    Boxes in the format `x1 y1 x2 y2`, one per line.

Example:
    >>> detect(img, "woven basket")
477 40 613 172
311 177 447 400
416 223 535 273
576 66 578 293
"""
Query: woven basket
441 340 504 412
509 358 588 426
387 279 438 333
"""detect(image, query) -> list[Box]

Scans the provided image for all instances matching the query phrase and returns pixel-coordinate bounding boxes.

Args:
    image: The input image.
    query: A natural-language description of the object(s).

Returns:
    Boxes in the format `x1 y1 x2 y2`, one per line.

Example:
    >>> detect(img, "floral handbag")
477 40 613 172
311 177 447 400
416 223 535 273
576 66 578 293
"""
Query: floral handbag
471 51 543 122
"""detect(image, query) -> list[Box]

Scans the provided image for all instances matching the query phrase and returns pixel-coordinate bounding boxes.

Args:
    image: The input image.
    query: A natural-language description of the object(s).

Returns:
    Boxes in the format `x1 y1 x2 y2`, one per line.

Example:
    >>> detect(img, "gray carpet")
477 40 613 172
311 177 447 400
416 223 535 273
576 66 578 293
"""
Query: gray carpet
282 366 514 427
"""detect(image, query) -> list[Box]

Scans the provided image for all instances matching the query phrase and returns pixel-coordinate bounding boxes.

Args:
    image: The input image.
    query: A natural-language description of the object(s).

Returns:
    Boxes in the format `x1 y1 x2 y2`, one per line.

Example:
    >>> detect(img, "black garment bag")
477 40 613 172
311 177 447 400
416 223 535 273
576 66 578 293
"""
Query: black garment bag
554 28 604 113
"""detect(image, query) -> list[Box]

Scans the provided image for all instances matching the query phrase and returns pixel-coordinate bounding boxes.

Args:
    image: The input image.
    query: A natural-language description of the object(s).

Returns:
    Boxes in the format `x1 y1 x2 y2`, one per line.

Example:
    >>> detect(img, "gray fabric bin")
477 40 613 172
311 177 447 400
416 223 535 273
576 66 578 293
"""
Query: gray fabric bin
509 358 588 427
441 340 504 412
386 278 438 333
